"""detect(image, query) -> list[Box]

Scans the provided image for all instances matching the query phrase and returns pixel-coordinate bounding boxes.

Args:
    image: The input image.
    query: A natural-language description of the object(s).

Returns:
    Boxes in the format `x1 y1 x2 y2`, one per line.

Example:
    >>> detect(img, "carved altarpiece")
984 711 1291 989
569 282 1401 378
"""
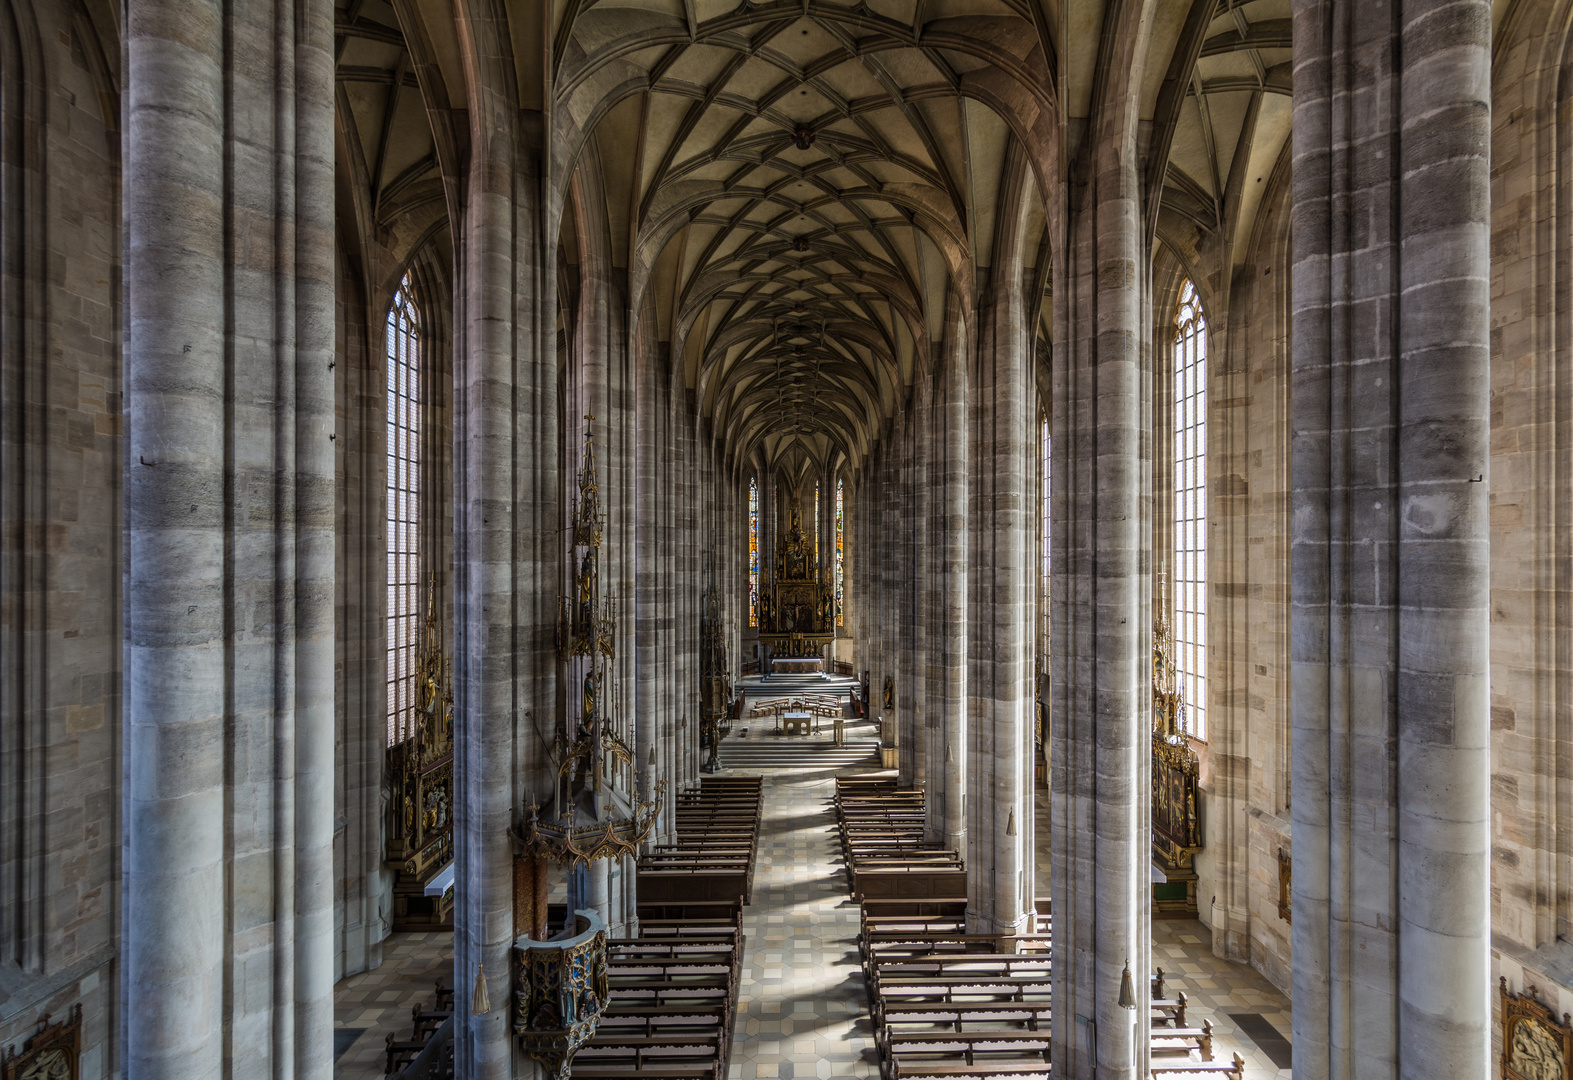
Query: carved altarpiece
386 581 455 930
756 503 834 657
1152 584 1202 918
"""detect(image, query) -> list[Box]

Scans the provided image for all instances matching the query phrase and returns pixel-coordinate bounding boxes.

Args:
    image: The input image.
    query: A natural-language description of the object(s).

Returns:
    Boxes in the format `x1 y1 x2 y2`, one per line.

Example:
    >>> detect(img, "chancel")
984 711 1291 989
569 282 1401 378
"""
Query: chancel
0 0 1562 1078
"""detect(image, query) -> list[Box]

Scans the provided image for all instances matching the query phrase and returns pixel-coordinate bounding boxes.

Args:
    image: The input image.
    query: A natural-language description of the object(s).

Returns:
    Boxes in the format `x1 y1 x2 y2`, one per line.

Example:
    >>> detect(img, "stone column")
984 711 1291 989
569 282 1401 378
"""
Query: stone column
896 415 921 789
125 1 335 1076
637 339 676 843
1290 3 1491 1077
939 307 970 853
125 7 227 1074
449 11 558 1073
1050 47 1153 1077
917 368 945 842
964 152 1037 939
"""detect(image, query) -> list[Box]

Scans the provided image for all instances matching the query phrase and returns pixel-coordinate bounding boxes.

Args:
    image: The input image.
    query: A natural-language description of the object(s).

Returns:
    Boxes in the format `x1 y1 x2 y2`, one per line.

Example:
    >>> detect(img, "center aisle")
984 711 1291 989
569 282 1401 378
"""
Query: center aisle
726 769 880 1080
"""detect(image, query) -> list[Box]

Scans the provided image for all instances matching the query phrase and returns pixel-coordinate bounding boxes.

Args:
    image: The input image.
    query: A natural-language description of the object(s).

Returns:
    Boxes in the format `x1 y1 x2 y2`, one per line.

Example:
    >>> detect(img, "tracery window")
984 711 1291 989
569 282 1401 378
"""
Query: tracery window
748 477 759 626
386 276 420 746
1173 280 1208 739
835 479 845 626
814 480 820 559
1040 414 1050 597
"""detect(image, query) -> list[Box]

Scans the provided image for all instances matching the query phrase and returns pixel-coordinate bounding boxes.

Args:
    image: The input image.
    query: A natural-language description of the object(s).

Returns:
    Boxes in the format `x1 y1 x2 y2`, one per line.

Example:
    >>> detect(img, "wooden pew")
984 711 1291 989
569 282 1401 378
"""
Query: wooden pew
1149 1019 1213 1062
1149 1053 1243 1080
1151 991 1188 1028
883 1030 1052 1079
854 867 969 902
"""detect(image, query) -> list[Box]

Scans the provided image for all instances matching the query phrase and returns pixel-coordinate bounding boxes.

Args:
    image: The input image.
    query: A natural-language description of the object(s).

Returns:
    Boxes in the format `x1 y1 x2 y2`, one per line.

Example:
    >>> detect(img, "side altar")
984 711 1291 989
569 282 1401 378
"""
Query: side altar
386 582 455 930
1151 583 1203 918
756 504 834 660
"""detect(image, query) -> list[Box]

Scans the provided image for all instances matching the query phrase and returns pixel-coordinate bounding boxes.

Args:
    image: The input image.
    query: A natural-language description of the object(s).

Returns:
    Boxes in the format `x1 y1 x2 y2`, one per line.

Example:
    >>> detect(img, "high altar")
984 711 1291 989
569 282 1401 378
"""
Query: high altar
756 504 834 664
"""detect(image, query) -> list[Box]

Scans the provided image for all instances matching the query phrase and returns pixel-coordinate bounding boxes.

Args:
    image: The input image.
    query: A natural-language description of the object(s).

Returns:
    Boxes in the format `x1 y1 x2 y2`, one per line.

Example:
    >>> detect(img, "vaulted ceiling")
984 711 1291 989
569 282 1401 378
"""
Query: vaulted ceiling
554 0 1057 474
335 0 1296 471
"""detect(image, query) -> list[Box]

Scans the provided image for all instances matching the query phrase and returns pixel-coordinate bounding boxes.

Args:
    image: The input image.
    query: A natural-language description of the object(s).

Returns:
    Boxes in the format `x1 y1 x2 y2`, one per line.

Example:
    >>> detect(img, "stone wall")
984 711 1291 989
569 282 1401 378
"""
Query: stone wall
1487 0 1573 1047
0 3 120 1075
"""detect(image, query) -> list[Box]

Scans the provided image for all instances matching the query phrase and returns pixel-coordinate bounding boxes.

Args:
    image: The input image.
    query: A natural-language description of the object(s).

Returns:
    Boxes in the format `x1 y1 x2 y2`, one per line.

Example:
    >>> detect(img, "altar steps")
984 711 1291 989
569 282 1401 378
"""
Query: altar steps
718 738 881 771
739 674 857 697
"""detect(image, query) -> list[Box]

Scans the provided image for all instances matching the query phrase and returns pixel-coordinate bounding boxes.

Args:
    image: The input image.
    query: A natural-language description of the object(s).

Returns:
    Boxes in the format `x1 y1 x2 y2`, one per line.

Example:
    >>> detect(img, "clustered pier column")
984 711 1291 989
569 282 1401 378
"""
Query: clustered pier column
1050 13 1155 1075
125 0 337 1076
1289 2 1493 1077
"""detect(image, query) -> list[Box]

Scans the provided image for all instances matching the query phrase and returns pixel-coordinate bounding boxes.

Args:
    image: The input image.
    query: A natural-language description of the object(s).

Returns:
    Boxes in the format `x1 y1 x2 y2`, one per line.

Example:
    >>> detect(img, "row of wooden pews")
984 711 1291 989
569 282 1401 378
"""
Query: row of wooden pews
570 777 765 1079
836 777 966 902
638 776 763 906
383 979 454 1077
837 776 1242 1080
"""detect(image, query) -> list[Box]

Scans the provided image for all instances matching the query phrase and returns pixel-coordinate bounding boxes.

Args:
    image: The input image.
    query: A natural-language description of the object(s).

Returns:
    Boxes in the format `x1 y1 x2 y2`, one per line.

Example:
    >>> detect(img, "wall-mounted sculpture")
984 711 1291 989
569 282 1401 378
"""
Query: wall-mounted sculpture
3 1004 81 1080
1501 978 1571 1080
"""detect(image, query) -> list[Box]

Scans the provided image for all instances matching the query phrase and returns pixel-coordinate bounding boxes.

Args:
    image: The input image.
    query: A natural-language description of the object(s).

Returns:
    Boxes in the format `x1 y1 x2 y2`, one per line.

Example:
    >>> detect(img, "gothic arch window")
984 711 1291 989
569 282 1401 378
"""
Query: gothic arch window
835 479 845 627
387 277 420 745
1174 280 1208 739
748 477 760 627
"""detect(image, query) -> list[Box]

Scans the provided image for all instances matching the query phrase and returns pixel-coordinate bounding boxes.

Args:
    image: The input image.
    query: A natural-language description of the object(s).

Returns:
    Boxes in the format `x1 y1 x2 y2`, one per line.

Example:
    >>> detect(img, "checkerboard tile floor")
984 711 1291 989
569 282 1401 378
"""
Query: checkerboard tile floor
1149 920 1292 1078
1033 783 1293 1078
334 930 451 1079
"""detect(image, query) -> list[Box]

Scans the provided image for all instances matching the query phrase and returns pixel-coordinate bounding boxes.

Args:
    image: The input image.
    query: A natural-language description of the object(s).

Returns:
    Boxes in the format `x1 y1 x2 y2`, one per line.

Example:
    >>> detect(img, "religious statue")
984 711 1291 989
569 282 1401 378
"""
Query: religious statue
1 1006 82 1080
582 671 597 725
1512 1019 1563 1080
883 675 894 711
1501 980 1573 1080
577 549 596 630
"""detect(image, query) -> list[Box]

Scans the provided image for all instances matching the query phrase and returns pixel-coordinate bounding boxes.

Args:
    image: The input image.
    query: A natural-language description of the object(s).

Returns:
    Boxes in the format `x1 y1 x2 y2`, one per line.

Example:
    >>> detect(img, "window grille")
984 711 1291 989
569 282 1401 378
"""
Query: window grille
1173 280 1208 739
386 278 420 746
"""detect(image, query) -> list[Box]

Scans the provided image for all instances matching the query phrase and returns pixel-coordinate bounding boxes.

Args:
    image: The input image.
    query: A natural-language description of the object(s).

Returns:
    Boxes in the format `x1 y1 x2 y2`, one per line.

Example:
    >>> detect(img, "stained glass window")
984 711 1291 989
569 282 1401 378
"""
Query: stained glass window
835 479 844 626
748 477 759 626
1174 279 1208 739
387 276 420 746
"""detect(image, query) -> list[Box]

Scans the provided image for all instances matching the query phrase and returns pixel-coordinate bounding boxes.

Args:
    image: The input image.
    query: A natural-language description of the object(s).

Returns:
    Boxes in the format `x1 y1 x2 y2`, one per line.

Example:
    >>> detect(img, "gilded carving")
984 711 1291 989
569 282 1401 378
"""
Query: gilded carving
386 579 456 928
758 500 835 655
1503 979 1571 1080
523 420 662 869
514 911 610 1080
3 1005 81 1080
1152 574 1202 917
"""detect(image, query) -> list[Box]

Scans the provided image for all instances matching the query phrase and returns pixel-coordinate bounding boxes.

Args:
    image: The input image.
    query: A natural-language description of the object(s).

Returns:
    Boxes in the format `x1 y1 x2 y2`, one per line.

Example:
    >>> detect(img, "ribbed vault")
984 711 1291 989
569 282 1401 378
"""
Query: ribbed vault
553 0 1056 471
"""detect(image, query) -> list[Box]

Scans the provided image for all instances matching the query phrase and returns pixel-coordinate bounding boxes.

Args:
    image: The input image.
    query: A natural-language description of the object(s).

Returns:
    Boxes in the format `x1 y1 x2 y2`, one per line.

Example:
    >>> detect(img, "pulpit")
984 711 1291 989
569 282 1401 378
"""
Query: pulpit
514 910 610 1080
